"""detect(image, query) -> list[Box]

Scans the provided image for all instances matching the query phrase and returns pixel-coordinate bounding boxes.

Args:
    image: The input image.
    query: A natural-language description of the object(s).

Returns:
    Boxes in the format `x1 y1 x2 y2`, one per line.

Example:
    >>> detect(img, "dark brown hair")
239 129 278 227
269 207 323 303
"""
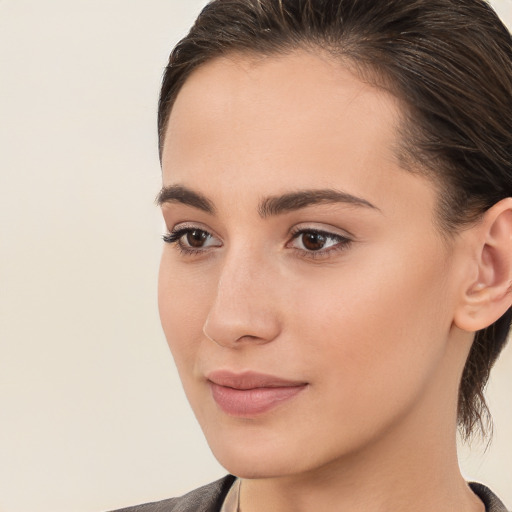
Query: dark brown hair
158 0 512 439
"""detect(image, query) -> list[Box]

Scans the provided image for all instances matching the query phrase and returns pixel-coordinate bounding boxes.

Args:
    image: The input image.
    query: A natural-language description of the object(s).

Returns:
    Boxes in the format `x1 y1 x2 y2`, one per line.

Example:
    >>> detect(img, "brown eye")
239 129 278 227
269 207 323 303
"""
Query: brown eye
186 229 210 248
301 232 327 251
289 228 351 257
163 226 221 253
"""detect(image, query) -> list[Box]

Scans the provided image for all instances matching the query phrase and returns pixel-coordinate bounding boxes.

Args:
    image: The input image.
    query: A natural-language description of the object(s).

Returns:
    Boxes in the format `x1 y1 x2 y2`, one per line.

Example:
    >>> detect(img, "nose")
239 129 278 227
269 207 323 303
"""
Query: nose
202 248 282 348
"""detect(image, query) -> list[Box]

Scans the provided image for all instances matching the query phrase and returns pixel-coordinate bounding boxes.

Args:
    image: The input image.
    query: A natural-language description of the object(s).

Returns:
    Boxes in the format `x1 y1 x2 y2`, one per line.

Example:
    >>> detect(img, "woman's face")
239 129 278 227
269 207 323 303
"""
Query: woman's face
158 51 470 478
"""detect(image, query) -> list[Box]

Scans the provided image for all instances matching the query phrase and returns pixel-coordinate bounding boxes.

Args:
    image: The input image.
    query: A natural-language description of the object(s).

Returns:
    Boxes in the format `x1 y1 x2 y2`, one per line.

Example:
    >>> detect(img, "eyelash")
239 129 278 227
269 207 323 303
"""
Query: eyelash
162 227 217 256
162 226 352 259
288 227 352 259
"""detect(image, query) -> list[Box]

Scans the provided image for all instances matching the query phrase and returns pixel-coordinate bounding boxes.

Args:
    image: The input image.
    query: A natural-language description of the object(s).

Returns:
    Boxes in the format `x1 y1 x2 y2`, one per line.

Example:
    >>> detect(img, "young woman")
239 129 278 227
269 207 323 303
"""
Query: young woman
114 0 511 510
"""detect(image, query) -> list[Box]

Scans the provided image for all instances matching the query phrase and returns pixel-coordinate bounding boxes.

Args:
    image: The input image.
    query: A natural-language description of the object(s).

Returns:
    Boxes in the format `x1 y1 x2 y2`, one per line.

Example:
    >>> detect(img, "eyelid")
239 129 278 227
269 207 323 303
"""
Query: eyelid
167 221 221 240
289 222 354 240
171 220 213 231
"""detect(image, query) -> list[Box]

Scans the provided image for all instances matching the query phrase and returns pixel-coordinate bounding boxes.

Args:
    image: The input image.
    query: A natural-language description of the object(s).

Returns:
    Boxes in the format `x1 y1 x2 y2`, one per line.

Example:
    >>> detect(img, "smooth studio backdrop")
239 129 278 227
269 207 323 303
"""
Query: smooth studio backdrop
1 1 511 511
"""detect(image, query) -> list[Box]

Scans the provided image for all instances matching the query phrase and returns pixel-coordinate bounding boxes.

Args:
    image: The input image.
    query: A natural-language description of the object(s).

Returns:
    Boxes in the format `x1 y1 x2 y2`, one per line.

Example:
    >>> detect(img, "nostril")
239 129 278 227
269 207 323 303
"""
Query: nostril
202 272 282 347
202 311 281 347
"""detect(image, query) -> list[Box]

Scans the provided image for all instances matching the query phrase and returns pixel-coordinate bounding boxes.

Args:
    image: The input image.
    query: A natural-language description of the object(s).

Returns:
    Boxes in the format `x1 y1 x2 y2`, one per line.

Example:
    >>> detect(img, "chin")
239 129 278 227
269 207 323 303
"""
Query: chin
213 449 301 479
203 426 308 479
204 425 354 482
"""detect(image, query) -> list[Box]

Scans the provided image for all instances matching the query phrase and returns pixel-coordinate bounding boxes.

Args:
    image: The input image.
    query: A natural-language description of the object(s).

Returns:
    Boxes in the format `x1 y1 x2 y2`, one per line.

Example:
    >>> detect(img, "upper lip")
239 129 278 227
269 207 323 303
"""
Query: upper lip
206 370 307 390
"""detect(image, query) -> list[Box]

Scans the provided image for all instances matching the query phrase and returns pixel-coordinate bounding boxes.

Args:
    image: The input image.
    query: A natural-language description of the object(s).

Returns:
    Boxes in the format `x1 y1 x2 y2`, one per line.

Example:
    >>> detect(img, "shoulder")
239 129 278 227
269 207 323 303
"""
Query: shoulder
109 475 237 512
469 482 510 512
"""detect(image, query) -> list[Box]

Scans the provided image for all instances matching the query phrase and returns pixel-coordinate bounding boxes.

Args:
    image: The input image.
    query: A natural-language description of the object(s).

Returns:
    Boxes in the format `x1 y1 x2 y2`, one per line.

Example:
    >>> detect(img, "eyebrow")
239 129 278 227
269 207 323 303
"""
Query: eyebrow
156 185 216 214
258 189 379 217
157 185 378 217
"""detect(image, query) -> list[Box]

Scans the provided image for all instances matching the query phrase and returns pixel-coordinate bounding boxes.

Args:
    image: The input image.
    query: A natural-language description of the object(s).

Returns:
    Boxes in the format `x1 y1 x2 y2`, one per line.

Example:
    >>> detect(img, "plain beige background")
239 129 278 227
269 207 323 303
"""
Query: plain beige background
0 1 510 511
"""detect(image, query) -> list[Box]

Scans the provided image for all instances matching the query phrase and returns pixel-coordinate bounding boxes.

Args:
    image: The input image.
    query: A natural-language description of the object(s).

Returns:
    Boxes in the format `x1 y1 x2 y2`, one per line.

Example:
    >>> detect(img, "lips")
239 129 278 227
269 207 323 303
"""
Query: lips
207 370 308 417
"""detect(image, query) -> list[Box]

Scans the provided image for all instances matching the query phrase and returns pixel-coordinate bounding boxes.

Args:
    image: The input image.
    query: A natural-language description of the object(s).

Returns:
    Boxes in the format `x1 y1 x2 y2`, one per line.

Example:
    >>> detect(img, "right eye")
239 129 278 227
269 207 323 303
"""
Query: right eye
162 227 222 254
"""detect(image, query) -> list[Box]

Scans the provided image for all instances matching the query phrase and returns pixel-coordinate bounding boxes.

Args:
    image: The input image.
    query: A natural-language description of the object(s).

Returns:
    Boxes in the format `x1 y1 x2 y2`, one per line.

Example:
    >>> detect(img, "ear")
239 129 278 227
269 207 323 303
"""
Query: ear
454 198 512 332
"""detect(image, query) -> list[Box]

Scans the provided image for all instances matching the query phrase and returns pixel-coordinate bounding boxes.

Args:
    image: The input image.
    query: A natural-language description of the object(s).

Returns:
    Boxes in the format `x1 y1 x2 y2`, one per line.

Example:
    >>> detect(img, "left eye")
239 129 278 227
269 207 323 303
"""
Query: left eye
290 230 348 252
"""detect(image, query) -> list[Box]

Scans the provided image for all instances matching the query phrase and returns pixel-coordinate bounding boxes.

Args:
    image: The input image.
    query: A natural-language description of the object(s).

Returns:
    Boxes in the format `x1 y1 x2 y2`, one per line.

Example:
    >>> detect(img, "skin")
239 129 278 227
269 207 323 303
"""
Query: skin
158 51 488 511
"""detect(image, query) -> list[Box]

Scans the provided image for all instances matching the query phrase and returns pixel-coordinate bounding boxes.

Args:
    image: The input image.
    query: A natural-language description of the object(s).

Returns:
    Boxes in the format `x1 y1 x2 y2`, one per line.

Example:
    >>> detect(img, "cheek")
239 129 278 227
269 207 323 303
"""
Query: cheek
287 242 453 422
157 253 211 371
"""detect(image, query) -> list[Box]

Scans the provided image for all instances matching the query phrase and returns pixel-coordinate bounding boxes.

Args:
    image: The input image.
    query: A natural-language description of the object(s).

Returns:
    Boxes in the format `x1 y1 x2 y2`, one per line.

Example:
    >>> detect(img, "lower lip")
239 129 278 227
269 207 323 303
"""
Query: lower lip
209 382 307 417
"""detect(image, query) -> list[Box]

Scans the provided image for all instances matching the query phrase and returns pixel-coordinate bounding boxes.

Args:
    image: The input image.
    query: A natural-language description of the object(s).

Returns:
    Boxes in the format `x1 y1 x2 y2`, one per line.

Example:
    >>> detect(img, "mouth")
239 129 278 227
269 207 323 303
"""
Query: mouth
206 370 308 417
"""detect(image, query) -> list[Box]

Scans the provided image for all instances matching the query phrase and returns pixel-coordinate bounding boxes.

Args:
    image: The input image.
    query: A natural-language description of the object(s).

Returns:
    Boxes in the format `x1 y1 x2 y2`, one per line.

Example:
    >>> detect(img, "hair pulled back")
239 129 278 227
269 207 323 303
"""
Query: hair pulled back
158 0 512 439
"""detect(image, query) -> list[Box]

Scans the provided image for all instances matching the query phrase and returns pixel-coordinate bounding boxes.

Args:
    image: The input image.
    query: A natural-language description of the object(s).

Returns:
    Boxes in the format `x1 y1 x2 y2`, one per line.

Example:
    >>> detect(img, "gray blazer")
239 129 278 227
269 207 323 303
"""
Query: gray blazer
110 476 509 512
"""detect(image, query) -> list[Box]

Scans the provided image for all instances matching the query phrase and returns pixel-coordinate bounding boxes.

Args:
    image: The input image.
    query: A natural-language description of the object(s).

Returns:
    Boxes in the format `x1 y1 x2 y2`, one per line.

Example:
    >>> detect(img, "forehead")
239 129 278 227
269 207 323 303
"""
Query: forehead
161 50 426 214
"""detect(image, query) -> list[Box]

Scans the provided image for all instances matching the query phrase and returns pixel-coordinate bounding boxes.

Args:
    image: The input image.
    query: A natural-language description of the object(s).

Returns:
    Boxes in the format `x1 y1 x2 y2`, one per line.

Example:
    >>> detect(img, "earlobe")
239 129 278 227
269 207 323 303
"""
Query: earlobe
454 198 512 333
